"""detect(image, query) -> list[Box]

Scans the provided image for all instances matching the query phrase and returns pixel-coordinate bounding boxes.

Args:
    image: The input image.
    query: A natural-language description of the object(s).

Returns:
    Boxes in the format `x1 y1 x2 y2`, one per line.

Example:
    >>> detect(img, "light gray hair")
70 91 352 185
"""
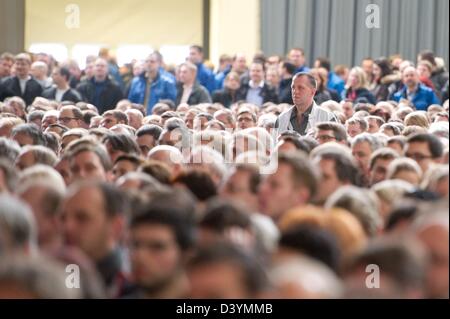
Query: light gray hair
0 195 37 254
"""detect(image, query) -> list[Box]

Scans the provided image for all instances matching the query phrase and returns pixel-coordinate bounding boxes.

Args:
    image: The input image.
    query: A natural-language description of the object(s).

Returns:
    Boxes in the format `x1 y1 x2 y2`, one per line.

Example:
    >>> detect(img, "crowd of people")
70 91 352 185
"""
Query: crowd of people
0 45 448 299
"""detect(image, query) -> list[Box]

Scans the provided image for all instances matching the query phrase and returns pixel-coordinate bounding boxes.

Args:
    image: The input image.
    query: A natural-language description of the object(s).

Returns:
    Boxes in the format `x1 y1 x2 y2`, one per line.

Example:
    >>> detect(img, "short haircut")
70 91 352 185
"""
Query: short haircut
387 157 422 179
61 105 83 120
67 143 112 171
325 186 381 237
187 243 268 295
58 66 71 82
316 122 348 142
279 223 340 271
0 137 21 162
131 202 196 251
345 238 426 292
292 72 317 90
27 110 45 123
11 124 46 146
68 181 128 218
346 117 368 131
387 135 406 149
190 45 203 54
102 133 140 156
0 194 36 252
316 151 362 186
114 154 143 166
278 151 319 198
351 133 383 151
139 160 172 185
380 123 401 136
367 115 386 127
20 145 58 167
172 169 217 201
136 124 163 140
315 57 331 71
200 199 251 233
279 135 312 153
103 110 128 124
180 61 197 74
369 147 400 170
407 133 444 158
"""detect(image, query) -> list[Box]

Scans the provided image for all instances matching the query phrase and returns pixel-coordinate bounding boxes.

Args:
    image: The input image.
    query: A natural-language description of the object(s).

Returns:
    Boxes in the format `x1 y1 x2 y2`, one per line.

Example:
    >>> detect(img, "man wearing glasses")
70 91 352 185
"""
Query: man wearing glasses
405 133 444 174
57 105 83 129
314 122 348 145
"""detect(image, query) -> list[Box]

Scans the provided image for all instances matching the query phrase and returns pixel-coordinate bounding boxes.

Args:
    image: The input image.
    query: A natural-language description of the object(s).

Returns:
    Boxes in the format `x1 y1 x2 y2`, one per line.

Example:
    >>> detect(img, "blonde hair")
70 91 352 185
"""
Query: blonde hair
347 66 368 89
279 205 367 262
404 111 430 129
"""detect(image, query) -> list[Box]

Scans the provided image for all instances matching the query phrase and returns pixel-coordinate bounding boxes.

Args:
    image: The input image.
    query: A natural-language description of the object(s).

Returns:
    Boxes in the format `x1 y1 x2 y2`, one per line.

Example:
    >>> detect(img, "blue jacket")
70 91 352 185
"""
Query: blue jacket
392 84 440 111
214 65 231 90
327 72 345 95
196 63 216 93
295 65 310 73
128 71 177 114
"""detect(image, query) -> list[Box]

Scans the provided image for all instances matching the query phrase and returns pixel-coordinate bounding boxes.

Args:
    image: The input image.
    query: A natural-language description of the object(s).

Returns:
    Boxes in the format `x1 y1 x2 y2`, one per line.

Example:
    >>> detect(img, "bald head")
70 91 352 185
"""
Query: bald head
402 66 419 89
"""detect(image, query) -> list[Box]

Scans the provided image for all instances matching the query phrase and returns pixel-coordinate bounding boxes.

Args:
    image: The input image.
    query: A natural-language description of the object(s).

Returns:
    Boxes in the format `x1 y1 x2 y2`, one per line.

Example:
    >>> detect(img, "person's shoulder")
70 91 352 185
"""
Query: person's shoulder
42 86 55 95
419 84 435 94
1 76 15 85
278 105 295 118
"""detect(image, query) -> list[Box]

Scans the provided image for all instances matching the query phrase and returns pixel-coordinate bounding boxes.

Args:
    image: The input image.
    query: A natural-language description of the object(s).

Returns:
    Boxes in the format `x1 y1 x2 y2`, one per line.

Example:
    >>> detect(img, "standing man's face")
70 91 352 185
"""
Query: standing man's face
14 59 30 78
179 66 194 84
361 59 373 78
288 49 305 68
0 59 13 77
145 55 160 73
291 76 316 109
402 67 419 88
188 48 202 64
94 59 108 80
232 55 247 73
249 63 264 84
51 68 64 86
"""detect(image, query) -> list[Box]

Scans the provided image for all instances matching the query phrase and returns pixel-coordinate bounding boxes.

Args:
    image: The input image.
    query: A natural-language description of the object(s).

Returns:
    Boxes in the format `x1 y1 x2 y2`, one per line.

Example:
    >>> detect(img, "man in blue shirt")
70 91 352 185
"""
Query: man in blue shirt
188 45 216 94
393 66 440 111
128 52 177 115
288 48 310 73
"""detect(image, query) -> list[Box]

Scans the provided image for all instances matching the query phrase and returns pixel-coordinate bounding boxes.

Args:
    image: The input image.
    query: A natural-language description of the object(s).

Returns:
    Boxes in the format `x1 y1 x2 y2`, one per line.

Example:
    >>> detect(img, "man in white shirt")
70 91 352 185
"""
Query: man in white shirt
1 53 43 106
42 66 82 103
175 62 211 106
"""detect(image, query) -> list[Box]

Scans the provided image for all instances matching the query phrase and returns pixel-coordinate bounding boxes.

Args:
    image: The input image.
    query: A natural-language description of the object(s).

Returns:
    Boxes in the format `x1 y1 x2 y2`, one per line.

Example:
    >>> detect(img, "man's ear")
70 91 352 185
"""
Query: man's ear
105 170 114 182
111 215 125 241
296 186 311 206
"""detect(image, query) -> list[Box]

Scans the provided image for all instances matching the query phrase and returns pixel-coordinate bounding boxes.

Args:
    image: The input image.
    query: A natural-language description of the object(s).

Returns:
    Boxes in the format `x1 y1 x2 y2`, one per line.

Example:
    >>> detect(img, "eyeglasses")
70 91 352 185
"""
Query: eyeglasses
315 135 336 142
405 152 433 162
58 117 78 123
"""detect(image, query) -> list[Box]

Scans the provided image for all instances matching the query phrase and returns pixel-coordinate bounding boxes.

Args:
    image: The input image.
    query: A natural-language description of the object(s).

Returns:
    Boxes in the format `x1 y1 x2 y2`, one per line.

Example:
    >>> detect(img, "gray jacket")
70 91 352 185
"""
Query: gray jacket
276 102 337 136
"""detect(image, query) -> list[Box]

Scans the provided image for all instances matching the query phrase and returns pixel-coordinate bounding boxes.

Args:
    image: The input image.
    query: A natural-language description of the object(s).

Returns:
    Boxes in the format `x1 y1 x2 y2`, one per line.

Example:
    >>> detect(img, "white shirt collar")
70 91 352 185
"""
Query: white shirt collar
249 80 264 89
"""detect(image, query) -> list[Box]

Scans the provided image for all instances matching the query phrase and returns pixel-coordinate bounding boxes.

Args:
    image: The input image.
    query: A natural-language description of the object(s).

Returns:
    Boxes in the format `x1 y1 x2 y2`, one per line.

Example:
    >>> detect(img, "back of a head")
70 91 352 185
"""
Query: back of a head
0 255 81 298
0 194 37 255
325 186 381 237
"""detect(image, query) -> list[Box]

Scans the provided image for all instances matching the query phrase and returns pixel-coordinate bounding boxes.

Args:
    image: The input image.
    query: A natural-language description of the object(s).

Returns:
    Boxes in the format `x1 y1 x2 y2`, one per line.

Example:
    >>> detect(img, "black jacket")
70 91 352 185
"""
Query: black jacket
278 78 293 104
76 78 123 114
212 88 238 108
236 82 279 105
1 76 43 106
175 82 212 105
42 86 83 103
